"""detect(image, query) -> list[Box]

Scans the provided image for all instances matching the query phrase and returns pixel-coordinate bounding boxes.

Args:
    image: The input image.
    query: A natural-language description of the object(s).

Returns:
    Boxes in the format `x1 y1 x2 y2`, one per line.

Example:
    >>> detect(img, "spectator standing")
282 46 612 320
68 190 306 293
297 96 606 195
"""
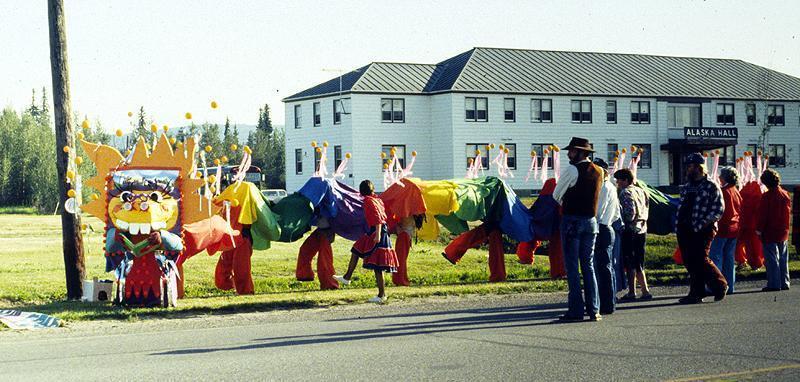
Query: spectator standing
756 169 792 292
676 153 727 304
709 167 742 294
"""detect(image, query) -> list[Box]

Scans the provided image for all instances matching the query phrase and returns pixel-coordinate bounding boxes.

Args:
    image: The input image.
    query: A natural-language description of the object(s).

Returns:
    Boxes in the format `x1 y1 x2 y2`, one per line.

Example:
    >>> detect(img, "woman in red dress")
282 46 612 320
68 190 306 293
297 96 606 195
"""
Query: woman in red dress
334 180 400 303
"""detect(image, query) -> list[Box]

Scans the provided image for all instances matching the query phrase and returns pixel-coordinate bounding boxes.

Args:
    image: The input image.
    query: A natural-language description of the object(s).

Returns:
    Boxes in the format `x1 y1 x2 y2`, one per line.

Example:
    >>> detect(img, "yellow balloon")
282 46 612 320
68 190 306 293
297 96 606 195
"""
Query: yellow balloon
81 119 90 129
185 112 193 120
380 152 386 159
244 146 252 155
77 132 85 140
315 147 322 153
475 149 481 156
383 163 389 170
115 129 123 137
323 141 329 147
66 170 75 180
411 151 417 157
176 141 184 148
530 150 537 157
169 137 177 145
81 223 88 230
62 146 70 153
221 155 228 163
210 101 218 109
74 157 83 166
499 144 505 150
230 144 238 151
204 145 213 153
213 158 221 166
67 189 76 198
208 175 216 184
345 153 351 159
195 171 202 178
127 111 133 117
150 124 158 133
163 125 169 132
209 186 216 194
311 141 317 147
90 193 99 201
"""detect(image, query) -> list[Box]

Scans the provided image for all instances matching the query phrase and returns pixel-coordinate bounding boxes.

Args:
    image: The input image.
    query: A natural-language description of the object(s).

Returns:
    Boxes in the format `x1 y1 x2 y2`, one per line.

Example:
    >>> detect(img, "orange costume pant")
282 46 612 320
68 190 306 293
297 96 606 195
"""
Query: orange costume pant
215 236 255 295
515 231 566 279
443 224 506 282
295 230 339 290
392 231 412 286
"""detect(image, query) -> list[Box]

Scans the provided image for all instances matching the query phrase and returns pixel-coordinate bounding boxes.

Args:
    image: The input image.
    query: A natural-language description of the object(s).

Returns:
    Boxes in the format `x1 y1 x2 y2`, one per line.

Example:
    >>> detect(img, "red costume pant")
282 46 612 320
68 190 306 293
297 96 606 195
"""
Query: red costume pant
444 225 506 282
736 229 764 269
296 230 339 290
517 236 566 279
215 237 255 295
392 231 412 286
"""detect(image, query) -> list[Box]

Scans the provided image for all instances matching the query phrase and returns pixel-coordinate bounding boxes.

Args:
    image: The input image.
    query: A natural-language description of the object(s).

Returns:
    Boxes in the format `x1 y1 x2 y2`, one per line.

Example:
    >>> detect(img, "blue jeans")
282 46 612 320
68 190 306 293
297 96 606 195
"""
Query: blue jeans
612 224 627 292
709 237 737 293
561 215 599 317
763 241 790 289
593 224 616 313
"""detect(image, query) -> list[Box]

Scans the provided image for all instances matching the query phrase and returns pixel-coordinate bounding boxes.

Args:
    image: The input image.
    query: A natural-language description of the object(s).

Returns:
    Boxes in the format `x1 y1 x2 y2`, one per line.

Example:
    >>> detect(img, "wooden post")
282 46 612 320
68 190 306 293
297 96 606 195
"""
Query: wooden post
48 0 85 300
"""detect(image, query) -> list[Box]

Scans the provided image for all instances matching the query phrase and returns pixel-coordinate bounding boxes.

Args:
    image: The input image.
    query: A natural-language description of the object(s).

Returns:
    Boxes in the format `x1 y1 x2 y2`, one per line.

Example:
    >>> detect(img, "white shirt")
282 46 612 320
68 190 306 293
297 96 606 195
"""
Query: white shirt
595 178 621 226
552 158 589 205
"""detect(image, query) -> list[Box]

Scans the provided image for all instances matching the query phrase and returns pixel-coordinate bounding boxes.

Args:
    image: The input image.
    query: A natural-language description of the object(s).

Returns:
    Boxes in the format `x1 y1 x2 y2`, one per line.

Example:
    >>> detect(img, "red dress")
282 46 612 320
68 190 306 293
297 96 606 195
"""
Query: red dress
352 195 399 272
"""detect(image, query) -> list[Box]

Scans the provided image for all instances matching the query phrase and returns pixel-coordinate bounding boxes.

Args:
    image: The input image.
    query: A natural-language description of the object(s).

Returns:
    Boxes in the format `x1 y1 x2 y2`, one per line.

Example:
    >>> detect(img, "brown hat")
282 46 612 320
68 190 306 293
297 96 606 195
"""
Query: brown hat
564 137 594 152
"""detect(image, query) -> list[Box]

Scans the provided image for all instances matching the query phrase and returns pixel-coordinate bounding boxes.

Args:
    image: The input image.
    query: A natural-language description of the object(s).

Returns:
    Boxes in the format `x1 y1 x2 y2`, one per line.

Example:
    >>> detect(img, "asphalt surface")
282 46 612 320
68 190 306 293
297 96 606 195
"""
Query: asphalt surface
1 280 799 381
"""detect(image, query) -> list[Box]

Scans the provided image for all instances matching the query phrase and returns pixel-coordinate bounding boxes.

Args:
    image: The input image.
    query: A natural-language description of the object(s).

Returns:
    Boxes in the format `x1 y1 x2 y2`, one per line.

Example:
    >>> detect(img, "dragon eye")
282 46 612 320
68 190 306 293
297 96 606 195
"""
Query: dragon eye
120 191 133 202
150 192 163 202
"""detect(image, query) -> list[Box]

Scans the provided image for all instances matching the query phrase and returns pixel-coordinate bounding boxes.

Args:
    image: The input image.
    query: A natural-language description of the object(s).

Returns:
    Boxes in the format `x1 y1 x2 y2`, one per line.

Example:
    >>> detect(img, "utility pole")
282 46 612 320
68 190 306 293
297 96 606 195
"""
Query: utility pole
48 0 85 300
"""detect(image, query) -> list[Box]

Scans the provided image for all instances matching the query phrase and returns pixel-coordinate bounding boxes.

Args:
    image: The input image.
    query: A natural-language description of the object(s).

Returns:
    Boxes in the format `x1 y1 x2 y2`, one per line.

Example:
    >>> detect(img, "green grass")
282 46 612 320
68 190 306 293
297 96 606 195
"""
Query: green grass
0 213 797 323
0 206 38 215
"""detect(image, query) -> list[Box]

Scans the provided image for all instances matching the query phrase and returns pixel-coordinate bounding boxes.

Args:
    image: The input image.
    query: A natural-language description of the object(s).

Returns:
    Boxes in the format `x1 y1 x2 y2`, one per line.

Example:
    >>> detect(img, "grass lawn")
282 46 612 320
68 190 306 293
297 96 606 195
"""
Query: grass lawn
0 213 797 323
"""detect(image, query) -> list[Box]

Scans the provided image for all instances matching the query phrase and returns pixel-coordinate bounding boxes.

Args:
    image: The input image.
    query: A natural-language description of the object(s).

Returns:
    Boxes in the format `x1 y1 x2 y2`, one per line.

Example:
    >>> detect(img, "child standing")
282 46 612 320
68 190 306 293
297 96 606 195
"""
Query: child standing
757 169 792 292
334 180 399 303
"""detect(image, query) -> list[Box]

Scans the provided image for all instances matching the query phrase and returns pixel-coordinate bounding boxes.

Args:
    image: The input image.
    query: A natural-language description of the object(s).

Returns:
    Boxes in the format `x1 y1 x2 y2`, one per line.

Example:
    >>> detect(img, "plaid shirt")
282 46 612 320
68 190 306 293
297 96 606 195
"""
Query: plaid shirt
678 175 724 232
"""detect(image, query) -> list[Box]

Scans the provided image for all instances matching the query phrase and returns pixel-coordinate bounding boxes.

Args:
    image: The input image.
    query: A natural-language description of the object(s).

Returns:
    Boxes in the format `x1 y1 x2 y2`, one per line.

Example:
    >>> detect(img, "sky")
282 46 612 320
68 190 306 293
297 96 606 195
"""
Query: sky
2 0 798 131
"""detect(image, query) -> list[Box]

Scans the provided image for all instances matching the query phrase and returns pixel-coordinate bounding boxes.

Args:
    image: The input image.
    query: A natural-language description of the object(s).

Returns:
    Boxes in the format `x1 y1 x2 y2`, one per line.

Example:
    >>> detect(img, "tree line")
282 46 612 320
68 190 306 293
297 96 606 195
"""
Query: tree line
0 89 285 213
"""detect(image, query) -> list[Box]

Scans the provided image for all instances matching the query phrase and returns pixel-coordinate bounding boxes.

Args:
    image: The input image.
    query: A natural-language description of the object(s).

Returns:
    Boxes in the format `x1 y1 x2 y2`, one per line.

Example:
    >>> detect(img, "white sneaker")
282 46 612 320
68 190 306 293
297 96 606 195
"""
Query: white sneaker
368 296 387 304
333 275 351 285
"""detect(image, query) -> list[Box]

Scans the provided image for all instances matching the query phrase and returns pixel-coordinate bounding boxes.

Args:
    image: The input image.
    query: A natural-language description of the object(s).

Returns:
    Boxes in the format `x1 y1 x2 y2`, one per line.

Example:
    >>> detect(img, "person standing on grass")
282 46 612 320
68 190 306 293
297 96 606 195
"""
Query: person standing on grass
553 137 603 322
592 158 621 315
334 180 400 303
613 168 652 301
709 167 742 294
756 169 792 292
676 153 727 304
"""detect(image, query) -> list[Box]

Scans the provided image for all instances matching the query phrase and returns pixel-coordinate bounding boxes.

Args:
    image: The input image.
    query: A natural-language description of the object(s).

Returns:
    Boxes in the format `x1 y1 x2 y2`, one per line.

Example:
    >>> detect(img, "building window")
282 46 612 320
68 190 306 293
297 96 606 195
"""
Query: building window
313 102 321 126
465 97 488 122
504 98 515 122
333 99 343 125
294 105 302 129
531 143 554 169
716 103 735 125
382 145 406 168
631 101 650 124
504 144 517 169
719 145 736 167
633 144 652 169
767 105 784 126
607 144 618 163
294 149 303 175
334 145 342 169
768 144 786 167
571 100 592 123
466 143 490 169
606 101 617 124
667 104 700 128
746 103 756 125
531 99 552 123
381 99 405 123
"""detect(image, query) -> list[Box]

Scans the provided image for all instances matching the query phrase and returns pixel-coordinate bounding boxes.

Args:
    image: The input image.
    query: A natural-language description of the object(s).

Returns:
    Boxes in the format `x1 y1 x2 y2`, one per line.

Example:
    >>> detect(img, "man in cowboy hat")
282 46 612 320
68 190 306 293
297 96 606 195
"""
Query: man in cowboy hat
553 137 603 321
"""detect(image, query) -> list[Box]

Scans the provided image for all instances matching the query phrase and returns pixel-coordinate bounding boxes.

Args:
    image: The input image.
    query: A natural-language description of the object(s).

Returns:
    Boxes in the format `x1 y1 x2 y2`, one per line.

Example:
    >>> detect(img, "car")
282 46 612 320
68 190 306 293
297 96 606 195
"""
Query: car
261 189 287 203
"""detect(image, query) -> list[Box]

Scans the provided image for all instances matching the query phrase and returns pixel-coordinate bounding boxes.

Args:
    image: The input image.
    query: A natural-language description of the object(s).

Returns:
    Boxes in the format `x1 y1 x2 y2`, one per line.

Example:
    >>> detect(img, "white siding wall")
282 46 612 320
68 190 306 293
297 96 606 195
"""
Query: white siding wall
448 94 661 189
350 94 433 191
284 96 354 192
285 93 800 192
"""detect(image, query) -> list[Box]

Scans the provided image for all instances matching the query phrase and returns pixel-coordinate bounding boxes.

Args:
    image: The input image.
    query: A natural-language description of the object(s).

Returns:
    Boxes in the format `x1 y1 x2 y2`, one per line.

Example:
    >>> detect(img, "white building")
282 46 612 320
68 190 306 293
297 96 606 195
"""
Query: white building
283 47 800 193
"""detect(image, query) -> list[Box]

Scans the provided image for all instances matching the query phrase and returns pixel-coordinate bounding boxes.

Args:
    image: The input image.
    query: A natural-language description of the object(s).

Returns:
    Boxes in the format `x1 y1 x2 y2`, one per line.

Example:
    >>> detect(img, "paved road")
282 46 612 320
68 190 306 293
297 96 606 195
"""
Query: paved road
1 281 799 381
